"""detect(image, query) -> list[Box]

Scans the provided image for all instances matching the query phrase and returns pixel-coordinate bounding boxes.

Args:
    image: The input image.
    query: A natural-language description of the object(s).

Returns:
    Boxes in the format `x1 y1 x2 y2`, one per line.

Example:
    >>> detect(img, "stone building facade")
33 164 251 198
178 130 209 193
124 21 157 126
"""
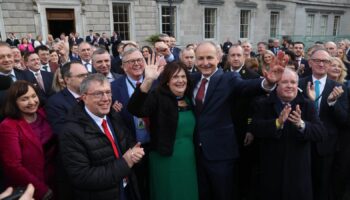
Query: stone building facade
0 0 349 47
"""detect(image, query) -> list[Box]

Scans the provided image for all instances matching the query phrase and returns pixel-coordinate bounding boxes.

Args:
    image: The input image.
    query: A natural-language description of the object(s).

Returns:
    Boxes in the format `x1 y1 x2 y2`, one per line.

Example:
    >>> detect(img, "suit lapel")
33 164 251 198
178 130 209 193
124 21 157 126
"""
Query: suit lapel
63 88 77 106
18 119 43 154
320 79 333 113
203 69 222 109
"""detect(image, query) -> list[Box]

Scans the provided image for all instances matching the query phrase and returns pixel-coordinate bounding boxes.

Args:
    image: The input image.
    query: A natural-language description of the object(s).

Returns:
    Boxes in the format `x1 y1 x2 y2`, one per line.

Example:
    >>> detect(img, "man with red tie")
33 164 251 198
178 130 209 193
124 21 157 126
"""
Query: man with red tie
60 73 144 200
192 41 284 200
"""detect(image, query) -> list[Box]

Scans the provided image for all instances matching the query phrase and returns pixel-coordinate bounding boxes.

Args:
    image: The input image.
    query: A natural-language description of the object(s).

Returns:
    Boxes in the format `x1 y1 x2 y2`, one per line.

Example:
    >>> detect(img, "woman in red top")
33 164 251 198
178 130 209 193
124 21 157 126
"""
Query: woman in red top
0 81 56 200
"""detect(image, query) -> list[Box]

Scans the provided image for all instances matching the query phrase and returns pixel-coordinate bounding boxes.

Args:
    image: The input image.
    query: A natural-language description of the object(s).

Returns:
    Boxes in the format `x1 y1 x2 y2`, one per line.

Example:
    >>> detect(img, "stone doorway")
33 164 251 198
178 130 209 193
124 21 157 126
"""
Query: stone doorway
46 9 75 39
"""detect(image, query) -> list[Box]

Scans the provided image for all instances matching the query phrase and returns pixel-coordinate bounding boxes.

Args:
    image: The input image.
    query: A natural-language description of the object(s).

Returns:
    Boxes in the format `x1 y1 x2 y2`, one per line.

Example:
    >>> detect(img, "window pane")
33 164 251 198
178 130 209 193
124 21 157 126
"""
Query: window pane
204 8 216 39
240 10 250 38
270 12 279 38
112 3 130 40
161 6 176 36
306 14 315 36
333 16 340 36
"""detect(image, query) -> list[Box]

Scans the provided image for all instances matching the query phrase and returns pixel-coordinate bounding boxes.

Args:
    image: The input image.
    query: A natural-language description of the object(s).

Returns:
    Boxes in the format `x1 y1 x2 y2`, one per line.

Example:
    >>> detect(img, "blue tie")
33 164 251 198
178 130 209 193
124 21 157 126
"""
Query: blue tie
314 80 321 112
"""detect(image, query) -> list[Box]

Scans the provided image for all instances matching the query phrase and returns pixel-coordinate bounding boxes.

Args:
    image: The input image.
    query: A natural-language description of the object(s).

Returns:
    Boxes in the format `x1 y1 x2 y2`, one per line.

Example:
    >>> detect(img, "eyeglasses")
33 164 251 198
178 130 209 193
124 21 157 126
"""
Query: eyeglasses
70 73 89 78
311 59 331 65
123 58 144 65
85 90 112 99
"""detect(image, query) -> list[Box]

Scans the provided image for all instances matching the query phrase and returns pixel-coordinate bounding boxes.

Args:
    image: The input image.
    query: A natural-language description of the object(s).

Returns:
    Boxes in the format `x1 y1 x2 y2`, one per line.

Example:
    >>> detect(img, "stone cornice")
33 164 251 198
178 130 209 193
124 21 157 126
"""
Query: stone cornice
235 1 257 9
198 0 224 5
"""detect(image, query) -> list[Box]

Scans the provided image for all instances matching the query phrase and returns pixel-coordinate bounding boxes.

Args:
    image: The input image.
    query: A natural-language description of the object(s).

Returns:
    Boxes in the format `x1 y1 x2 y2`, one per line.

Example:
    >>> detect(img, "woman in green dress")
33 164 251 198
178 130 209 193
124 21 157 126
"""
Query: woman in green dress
128 61 198 200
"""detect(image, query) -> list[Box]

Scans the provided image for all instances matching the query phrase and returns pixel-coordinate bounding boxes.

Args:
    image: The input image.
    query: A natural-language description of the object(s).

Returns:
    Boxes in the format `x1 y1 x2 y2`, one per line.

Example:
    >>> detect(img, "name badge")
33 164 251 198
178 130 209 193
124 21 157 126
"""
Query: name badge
136 118 145 129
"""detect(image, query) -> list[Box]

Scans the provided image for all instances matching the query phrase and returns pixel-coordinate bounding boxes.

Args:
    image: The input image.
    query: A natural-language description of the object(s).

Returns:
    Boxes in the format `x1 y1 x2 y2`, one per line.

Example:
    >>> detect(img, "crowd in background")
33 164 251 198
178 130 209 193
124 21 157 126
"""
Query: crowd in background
0 30 349 200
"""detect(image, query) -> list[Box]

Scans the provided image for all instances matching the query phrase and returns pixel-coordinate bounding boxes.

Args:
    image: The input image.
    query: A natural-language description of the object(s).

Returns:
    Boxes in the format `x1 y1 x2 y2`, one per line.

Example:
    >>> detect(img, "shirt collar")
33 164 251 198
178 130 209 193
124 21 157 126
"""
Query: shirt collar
67 88 80 99
312 75 327 84
231 65 244 73
0 69 16 77
84 106 107 127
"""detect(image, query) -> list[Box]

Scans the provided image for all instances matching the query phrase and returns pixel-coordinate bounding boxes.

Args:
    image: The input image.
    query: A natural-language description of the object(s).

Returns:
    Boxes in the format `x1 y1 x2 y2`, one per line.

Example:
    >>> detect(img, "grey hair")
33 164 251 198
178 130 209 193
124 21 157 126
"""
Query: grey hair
92 48 108 61
121 47 141 62
80 73 109 94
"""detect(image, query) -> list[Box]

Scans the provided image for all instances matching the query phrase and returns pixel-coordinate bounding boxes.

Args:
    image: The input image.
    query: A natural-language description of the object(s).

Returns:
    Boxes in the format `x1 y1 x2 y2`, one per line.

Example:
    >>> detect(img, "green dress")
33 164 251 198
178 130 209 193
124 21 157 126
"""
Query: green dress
149 108 198 200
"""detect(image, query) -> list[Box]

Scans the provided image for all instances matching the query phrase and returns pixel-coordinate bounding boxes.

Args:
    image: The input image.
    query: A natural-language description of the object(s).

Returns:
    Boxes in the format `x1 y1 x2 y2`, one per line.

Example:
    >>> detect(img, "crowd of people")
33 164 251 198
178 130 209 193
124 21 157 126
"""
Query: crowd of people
0 30 349 200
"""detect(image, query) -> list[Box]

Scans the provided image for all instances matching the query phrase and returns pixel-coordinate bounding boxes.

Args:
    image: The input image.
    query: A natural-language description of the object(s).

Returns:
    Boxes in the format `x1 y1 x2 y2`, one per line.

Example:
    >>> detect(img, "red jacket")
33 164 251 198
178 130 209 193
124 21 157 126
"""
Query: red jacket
0 108 56 199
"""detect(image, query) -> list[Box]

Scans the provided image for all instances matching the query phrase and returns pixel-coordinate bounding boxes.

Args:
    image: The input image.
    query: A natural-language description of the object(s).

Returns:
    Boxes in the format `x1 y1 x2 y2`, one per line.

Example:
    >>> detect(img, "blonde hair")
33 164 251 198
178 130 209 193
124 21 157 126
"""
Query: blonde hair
329 57 347 84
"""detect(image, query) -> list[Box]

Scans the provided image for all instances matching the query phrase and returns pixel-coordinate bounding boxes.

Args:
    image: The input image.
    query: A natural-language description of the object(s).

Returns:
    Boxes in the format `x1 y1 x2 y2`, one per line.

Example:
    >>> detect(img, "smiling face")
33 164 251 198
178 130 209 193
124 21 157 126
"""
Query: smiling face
309 50 330 79
195 42 219 77
276 69 298 102
82 80 112 118
327 59 342 81
25 53 41 72
263 53 274 64
92 52 111 76
122 50 145 80
168 68 187 97
16 86 39 117
0 46 14 74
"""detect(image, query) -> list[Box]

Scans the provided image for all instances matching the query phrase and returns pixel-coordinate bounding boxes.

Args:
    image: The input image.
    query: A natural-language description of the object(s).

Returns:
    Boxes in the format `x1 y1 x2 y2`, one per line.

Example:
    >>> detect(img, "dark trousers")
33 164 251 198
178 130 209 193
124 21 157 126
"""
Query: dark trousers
196 148 236 200
311 145 335 200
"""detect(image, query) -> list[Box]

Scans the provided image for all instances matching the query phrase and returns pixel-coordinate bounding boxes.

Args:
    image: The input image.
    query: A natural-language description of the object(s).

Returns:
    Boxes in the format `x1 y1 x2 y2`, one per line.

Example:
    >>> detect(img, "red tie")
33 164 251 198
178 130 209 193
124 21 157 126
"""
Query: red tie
101 119 120 158
195 78 208 113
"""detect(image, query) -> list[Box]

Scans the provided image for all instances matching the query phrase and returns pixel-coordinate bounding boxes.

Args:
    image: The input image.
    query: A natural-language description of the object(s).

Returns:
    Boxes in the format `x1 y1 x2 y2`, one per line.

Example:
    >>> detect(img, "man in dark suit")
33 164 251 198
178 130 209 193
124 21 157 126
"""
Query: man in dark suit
192 41 284 200
299 49 348 200
269 38 280 55
5 33 19 47
225 44 260 200
293 41 311 77
75 32 84 45
111 48 152 200
78 42 95 73
252 68 326 200
24 52 54 99
92 48 121 82
69 44 80 61
45 61 88 200
45 61 88 134
180 47 198 73
169 36 181 61
35 45 59 73
85 30 95 45
111 31 122 57
60 73 144 200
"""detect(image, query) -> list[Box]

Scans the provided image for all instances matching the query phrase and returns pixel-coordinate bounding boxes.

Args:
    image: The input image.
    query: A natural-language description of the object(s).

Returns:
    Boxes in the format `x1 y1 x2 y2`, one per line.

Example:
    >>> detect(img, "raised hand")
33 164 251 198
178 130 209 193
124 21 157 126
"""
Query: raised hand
306 81 316 101
288 104 302 126
243 132 254 146
327 86 344 102
263 51 286 87
112 100 123 112
123 142 145 168
144 52 164 81
278 104 292 125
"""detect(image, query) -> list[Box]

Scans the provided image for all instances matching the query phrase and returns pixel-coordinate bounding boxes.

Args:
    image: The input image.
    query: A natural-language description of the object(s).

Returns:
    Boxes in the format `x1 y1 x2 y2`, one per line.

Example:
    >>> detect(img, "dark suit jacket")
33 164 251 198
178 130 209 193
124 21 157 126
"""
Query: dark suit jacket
225 66 260 143
252 91 326 200
298 58 312 78
299 76 348 155
111 35 122 57
111 56 124 74
45 88 78 135
192 68 265 160
85 35 94 45
171 47 181 61
111 76 156 139
6 38 20 47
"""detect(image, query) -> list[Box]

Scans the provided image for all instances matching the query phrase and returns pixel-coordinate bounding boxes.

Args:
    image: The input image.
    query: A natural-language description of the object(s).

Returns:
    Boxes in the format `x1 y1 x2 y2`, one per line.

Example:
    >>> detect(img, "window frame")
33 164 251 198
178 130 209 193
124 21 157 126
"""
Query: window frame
203 7 217 40
111 2 131 41
270 11 279 38
306 14 315 36
240 10 251 39
159 5 178 37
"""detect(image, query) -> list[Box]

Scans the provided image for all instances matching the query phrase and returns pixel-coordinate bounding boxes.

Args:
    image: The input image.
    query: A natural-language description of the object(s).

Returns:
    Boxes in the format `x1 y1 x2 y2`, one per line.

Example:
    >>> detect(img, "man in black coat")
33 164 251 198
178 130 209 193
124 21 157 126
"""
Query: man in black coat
60 74 144 200
299 49 348 200
252 68 326 200
224 44 260 200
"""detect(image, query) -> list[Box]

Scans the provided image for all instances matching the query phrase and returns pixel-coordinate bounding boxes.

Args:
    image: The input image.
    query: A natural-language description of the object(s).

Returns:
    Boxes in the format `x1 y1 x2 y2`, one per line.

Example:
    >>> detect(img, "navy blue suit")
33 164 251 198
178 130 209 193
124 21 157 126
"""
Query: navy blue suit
171 47 181 61
299 76 348 200
192 68 266 200
45 88 78 135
